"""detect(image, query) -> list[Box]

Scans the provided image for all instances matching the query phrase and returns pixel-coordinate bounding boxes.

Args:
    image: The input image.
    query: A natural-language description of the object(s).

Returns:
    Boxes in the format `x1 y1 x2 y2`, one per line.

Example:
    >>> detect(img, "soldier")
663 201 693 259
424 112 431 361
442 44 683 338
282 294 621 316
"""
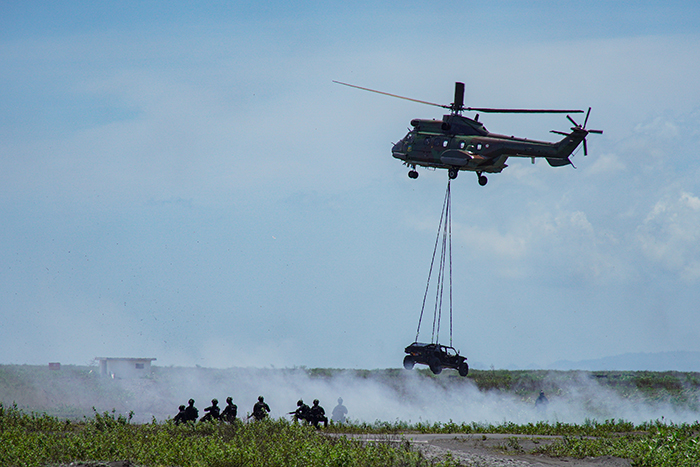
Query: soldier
201 398 220 422
249 395 270 421
173 404 186 425
289 399 310 423
221 396 238 423
308 399 328 428
183 398 199 422
535 391 549 412
331 397 348 424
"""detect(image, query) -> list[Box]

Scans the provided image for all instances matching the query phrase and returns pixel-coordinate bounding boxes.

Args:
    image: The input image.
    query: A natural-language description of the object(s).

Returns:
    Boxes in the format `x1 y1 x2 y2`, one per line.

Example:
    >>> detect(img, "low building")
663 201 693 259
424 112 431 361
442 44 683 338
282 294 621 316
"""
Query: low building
95 357 156 378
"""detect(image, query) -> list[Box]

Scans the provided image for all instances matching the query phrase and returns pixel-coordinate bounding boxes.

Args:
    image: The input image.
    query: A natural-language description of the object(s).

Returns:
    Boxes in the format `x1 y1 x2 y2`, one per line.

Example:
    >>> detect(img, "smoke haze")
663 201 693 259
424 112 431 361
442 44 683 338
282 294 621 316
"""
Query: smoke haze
3 366 698 426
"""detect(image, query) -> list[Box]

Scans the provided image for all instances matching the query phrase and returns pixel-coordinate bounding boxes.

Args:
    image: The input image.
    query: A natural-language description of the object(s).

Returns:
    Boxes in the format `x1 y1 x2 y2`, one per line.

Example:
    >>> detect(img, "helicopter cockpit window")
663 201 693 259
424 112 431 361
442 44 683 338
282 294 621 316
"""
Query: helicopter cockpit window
406 133 414 143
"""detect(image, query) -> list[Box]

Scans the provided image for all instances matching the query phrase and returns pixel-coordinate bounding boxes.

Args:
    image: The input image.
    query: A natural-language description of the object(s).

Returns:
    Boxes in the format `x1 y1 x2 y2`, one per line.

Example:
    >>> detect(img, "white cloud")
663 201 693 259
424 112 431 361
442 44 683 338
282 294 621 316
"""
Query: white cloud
585 152 626 176
636 191 700 281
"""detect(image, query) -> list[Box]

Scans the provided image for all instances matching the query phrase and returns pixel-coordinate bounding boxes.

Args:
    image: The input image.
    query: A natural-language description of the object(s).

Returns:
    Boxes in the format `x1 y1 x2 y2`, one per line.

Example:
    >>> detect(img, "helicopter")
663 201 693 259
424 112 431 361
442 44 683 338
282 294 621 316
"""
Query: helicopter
334 81 602 186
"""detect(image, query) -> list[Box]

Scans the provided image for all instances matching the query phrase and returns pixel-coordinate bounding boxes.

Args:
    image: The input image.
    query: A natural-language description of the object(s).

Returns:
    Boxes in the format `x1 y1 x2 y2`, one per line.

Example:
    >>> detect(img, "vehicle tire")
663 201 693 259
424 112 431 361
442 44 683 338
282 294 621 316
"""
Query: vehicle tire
459 362 469 377
429 359 442 375
448 168 459 179
403 355 415 370
478 175 488 186
408 170 419 179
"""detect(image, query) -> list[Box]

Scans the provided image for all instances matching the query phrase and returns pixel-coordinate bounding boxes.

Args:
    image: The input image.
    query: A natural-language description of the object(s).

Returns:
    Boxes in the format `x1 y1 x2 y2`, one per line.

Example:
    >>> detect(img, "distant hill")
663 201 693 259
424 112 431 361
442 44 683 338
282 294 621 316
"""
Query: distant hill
548 351 700 372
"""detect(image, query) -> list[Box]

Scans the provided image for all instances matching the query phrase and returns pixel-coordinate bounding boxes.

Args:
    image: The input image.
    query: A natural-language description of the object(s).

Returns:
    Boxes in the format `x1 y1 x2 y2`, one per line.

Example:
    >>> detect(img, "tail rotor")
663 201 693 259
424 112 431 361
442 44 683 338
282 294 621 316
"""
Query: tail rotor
551 107 603 156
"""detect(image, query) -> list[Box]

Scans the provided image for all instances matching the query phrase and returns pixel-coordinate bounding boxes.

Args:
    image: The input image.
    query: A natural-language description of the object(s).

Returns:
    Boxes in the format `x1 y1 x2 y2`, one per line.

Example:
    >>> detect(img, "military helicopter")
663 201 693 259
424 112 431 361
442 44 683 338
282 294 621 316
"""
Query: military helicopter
334 81 602 186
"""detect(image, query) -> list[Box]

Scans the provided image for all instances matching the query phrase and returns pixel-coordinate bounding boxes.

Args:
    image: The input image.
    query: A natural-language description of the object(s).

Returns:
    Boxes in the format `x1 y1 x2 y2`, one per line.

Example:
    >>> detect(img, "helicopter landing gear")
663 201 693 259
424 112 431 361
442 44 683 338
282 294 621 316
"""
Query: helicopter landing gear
477 172 488 186
408 170 419 179
448 168 459 179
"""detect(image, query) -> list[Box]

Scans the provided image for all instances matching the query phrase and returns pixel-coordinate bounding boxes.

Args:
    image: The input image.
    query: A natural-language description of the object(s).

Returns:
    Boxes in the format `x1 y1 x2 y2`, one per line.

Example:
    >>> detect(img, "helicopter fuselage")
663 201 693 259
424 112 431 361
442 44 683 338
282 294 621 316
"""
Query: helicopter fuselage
333 80 600 185
392 114 587 180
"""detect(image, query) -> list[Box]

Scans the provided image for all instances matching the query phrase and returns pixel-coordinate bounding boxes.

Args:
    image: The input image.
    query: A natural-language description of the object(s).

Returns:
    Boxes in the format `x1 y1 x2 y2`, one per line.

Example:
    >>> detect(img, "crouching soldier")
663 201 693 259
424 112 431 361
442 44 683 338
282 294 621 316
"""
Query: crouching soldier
221 396 238 423
173 404 186 425
201 398 220 422
183 399 199 423
309 399 328 428
331 397 348 424
289 399 310 424
248 396 270 421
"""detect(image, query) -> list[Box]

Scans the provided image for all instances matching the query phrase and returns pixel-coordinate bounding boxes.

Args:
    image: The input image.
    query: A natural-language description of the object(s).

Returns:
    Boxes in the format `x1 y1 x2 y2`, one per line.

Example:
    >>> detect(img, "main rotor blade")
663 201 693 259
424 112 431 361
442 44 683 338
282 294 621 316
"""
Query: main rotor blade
583 107 591 128
333 80 584 114
466 107 584 114
333 81 448 109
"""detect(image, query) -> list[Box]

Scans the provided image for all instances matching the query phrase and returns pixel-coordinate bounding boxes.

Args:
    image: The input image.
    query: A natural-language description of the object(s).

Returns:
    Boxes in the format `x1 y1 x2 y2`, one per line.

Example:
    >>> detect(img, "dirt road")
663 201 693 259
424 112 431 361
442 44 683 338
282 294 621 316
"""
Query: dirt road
347 433 631 467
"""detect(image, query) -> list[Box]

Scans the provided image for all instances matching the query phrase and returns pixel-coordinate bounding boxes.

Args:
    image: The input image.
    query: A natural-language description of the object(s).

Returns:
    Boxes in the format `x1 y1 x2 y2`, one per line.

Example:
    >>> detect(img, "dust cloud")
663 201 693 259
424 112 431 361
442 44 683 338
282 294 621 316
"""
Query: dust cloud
6 366 698 426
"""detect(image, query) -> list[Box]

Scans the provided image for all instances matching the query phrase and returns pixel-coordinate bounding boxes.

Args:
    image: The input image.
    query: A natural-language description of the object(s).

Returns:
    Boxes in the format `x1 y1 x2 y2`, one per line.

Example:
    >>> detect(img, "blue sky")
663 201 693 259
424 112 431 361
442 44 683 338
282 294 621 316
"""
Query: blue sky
2 1 700 370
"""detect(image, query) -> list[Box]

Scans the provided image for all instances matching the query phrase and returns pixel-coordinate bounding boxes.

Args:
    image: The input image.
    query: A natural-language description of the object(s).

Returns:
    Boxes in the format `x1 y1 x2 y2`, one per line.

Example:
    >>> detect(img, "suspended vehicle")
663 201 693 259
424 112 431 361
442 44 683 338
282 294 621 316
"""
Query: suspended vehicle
334 81 602 186
403 181 468 376
403 342 468 377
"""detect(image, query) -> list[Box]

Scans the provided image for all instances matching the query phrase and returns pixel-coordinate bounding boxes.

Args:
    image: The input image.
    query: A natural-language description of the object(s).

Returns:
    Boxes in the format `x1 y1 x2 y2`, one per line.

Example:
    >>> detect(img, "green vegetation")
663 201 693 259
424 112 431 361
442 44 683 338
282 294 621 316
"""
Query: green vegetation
3 403 700 466
325 417 639 436
326 418 700 466
532 421 700 467
0 404 452 467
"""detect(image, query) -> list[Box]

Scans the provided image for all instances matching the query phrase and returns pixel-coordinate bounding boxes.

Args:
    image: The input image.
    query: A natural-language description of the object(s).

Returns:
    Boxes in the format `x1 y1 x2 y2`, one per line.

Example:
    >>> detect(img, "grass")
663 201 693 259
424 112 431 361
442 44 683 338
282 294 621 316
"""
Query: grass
3 403 700 466
0 404 455 467
325 418 700 466
531 421 700 467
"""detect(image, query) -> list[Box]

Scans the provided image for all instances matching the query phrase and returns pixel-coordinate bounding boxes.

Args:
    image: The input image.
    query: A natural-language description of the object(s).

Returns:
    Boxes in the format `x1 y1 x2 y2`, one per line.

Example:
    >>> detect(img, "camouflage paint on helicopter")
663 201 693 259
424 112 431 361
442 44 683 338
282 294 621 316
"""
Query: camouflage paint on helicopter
335 81 602 186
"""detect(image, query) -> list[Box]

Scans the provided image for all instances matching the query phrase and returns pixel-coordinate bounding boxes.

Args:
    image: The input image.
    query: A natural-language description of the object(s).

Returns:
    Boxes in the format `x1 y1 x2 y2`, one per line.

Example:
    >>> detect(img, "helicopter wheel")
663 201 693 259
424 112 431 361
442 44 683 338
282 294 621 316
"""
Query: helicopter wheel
478 174 488 186
448 168 459 179
408 170 419 179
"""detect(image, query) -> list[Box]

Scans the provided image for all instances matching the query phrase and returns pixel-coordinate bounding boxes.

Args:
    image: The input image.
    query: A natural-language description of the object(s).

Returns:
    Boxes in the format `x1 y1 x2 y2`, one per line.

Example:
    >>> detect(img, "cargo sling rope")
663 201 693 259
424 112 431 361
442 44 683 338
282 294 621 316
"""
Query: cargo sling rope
414 180 453 347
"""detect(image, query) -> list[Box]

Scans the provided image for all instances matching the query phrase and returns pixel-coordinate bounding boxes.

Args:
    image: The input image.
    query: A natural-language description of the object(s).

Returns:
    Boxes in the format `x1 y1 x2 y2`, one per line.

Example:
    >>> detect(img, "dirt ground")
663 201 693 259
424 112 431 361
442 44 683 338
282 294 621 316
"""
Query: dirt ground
348 433 632 467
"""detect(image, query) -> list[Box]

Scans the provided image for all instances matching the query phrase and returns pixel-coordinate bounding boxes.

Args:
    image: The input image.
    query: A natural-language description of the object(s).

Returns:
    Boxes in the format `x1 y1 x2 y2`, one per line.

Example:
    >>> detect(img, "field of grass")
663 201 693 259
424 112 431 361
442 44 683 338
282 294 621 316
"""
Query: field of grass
2 365 700 466
1 403 451 467
3 402 700 466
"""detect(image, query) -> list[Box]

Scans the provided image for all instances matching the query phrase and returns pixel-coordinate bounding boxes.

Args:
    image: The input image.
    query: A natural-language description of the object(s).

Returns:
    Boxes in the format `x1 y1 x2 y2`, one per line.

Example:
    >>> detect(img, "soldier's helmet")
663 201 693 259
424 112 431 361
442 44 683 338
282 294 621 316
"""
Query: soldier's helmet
297 399 303 406
258 396 264 402
212 399 218 405
188 399 195 405
226 397 233 403
179 405 185 410
313 399 319 405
